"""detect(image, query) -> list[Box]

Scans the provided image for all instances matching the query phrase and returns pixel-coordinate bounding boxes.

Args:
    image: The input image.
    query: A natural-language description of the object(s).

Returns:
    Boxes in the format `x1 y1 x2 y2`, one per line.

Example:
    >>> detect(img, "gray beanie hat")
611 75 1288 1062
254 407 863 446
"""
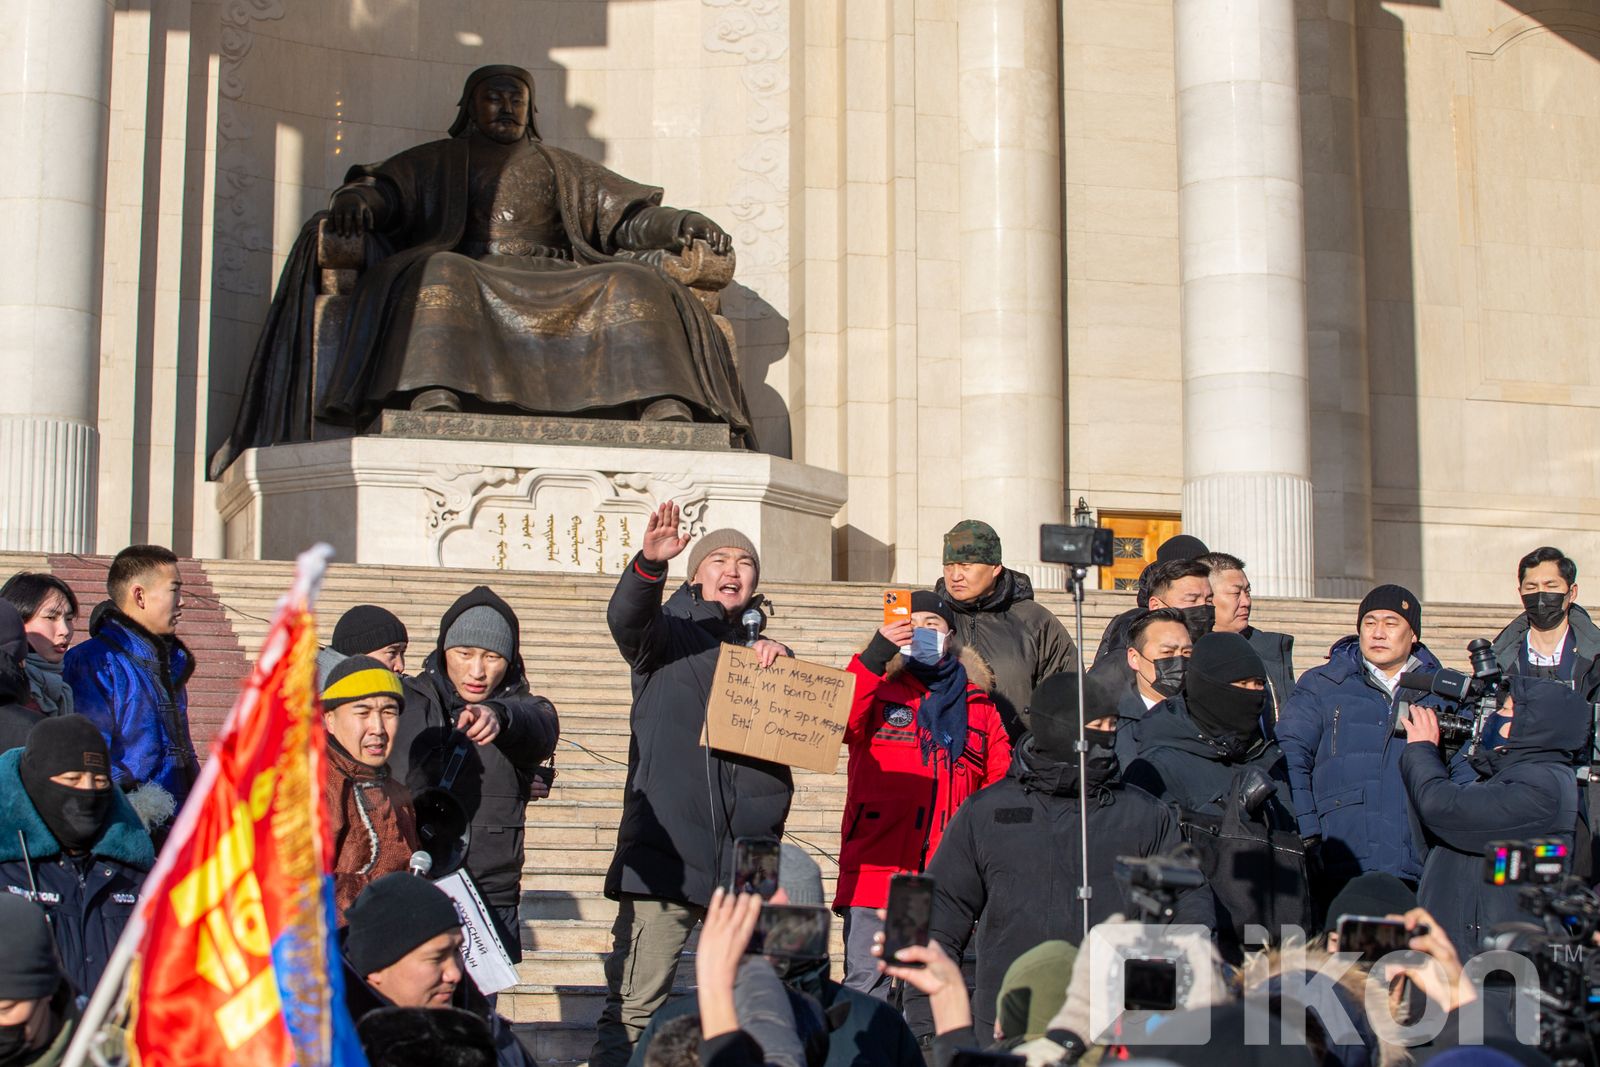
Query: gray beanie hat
778 843 823 906
443 604 515 661
687 529 760 587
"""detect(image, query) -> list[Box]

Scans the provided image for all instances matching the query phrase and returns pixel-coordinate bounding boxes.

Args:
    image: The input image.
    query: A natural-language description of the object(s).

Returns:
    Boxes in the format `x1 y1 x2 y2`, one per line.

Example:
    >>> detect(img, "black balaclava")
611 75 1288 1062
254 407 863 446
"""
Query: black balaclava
1028 673 1117 786
19 716 115 853
1184 633 1267 754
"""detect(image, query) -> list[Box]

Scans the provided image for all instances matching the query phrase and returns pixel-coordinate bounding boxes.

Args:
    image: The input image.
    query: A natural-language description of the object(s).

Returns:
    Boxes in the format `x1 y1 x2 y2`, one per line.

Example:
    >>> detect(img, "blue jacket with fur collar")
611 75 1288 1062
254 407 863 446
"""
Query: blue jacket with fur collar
0 747 155 997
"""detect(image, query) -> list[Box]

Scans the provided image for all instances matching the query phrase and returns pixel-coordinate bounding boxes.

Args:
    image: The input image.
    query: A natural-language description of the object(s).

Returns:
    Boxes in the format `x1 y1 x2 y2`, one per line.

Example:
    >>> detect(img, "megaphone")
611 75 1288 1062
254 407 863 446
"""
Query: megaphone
412 786 470 877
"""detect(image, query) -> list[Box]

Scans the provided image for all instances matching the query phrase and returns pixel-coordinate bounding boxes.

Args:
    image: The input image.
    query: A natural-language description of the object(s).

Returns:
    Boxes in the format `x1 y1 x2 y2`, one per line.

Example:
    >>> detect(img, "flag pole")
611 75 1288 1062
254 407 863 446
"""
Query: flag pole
62 544 334 1067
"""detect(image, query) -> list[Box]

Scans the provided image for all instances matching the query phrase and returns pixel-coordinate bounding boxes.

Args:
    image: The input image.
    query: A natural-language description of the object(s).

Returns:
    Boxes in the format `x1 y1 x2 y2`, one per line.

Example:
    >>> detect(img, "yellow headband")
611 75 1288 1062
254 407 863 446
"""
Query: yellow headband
322 668 404 708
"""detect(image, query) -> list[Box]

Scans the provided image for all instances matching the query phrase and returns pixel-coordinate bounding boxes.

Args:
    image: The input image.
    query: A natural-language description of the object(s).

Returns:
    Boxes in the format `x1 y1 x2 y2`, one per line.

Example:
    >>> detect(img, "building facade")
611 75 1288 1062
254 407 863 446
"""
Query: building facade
3 0 1598 602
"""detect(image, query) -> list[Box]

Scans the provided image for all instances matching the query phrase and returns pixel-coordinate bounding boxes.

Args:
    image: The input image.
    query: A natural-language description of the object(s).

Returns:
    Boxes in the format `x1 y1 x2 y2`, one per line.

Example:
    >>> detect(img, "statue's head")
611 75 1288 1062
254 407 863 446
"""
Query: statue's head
450 64 541 143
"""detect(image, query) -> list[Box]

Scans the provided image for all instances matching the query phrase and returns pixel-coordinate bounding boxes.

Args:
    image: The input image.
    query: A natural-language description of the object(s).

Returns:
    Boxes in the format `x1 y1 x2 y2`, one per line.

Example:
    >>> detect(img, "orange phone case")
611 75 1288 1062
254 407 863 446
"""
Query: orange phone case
883 589 912 626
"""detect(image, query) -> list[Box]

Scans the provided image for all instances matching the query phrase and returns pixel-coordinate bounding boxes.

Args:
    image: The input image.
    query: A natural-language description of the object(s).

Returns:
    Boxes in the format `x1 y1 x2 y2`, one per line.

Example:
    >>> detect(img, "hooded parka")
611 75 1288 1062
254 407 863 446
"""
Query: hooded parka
604 553 793 908
1403 676 1587 956
933 569 1076 741
0 748 154 997
390 587 560 913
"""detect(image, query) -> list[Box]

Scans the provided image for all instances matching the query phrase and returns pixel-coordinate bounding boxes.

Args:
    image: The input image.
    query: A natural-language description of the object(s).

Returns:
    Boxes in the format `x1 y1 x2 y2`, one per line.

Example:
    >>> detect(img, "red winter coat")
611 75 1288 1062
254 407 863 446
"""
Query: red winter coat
832 638 1012 910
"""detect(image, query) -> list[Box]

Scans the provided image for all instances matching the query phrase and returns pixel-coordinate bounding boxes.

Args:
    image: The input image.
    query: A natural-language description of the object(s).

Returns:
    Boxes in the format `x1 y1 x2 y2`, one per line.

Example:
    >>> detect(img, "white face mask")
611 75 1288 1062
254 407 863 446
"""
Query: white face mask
902 627 948 665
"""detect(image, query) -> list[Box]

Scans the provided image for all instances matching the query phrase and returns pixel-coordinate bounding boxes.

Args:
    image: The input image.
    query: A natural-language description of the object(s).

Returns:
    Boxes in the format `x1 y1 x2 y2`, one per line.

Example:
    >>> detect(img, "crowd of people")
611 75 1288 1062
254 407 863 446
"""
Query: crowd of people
0 516 1596 1067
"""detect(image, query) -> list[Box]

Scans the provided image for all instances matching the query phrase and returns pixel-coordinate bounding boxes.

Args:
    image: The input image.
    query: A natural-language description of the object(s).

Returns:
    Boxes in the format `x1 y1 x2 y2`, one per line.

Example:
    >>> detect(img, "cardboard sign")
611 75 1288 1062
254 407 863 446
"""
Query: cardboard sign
432 870 520 995
704 644 854 774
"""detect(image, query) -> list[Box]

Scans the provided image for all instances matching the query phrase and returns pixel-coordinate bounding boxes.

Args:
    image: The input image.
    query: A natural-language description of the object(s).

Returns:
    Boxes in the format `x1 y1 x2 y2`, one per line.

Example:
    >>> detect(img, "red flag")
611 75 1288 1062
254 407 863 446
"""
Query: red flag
125 549 366 1067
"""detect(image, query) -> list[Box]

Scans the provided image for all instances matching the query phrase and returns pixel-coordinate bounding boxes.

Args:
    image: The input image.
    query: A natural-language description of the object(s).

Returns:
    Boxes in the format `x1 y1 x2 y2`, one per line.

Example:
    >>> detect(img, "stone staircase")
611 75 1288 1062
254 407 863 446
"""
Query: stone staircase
0 552 1523 1064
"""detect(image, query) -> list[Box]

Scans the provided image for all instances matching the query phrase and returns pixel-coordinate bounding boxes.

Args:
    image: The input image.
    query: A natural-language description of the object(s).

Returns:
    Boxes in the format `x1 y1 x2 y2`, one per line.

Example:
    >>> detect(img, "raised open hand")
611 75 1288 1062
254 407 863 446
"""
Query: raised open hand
642 502 692 563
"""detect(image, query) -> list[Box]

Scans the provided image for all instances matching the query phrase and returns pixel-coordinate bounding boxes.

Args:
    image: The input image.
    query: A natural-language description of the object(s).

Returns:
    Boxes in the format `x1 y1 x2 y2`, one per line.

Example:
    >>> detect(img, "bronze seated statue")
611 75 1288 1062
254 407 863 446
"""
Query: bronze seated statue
210 64 755 478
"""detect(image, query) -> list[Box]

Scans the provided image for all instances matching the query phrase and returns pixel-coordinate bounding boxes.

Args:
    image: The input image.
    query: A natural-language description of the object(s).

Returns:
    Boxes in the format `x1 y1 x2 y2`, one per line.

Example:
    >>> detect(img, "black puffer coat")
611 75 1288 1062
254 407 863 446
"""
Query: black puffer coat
904 738 1214 1040
1403 676 1587 957
605 553 793 908
1124 697 1309 954
934 568 1076 741
390 587 560 911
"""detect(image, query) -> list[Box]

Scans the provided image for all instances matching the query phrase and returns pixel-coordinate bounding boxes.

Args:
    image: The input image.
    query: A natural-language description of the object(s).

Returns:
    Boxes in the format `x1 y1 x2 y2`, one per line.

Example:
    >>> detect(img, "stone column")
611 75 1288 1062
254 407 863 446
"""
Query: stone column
1175 0 1314 597
0 0 113 552
957 0 1065 583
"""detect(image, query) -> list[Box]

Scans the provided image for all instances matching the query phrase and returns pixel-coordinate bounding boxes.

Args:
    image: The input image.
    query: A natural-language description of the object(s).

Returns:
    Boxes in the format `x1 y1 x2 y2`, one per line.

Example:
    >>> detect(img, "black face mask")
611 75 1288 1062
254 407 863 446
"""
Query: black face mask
1147 656 1188 698
0 985 60 1067
1179 604 1215 643
30 780 112 852
1523 591 1570 633
1083 728 1121 785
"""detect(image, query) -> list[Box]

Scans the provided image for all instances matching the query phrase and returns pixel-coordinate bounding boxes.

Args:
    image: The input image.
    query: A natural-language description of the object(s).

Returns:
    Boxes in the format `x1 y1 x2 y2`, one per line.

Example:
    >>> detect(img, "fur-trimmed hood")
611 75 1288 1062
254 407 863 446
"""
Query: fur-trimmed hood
0 748 156 869
878 643 995 694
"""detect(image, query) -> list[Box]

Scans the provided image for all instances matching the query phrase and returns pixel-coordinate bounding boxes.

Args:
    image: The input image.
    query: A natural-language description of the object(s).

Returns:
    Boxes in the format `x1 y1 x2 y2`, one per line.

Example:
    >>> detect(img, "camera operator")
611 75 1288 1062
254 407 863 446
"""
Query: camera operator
1276 585 1458 904
1123 632 1309 958
904 672 1214 1043
1401 676 1589 958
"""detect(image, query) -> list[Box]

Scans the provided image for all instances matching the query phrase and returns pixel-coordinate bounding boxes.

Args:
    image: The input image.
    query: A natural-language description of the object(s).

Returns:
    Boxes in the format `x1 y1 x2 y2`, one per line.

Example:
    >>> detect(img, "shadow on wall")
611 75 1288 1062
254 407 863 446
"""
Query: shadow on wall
1359 0 1423 591
722 282 793 458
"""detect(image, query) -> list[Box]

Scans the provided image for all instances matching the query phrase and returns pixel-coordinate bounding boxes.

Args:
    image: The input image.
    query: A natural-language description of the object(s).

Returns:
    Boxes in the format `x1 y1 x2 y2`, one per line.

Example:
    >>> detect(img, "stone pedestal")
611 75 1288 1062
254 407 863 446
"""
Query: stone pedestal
216 433 848 580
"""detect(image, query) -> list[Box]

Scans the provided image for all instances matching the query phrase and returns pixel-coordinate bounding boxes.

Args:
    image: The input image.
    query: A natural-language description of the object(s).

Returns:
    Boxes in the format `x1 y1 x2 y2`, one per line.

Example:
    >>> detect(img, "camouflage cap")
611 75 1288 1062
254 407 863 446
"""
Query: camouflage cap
943 519 1002 565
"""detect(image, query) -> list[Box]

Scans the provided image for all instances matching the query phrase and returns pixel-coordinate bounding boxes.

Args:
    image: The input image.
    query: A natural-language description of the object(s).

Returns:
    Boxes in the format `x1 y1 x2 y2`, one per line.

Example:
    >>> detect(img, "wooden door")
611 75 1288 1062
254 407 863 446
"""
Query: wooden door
1097 512 1184 590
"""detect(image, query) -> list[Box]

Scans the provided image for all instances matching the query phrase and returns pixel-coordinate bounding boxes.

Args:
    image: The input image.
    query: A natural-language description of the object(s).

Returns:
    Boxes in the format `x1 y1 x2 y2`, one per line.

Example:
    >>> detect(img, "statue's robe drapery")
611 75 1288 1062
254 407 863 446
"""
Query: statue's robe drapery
209 138 754 478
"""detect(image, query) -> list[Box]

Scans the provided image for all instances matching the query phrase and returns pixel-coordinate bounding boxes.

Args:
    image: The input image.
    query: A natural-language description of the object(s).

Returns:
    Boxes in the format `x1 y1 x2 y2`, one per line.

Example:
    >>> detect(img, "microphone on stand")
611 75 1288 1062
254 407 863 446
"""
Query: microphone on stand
407 850 434 878
741 607 764 647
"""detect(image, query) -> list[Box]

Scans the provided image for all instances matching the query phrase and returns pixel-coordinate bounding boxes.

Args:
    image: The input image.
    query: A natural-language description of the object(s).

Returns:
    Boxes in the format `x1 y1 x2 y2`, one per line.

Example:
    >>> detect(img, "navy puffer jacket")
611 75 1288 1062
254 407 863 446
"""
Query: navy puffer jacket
1275 636 1458 883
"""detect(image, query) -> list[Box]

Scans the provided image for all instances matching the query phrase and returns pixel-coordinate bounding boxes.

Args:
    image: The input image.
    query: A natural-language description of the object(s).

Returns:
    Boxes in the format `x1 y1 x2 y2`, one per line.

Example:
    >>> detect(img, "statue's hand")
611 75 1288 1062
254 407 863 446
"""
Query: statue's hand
330 191 374 238
678 212 732 256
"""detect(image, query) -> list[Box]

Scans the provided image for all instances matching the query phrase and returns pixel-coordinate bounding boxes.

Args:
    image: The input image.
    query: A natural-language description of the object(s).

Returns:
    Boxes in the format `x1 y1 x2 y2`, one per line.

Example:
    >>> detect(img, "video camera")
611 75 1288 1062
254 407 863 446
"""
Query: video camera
1105 853 1206 1014
1392 637 1508 754
1480 838 1600 1062
1040 524 1114 569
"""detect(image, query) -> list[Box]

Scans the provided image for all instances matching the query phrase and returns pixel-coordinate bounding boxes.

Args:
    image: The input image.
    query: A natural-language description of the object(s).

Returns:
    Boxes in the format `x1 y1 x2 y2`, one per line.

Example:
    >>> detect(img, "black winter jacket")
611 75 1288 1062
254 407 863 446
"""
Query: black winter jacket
905 738 1214 1039
1403 676 1588 957
390 587 560 911
606 553 793 907
1092 603 1145 671
1491 603 1600 683
0 747 155 997
0 649 43 754
934 569 1076 741
1124 697 1308 953
1243 626 1296 728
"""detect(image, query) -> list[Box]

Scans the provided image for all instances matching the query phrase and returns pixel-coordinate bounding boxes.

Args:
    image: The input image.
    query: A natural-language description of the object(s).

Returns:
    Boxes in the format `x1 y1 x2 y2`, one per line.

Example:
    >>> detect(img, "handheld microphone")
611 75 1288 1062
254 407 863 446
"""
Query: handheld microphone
407 850 434 878
741 607 763 647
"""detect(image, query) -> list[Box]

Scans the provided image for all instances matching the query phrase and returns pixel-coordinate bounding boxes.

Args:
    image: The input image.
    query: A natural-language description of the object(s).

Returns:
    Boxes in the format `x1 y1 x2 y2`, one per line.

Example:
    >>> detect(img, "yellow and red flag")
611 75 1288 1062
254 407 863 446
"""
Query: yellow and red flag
121 546 366 1067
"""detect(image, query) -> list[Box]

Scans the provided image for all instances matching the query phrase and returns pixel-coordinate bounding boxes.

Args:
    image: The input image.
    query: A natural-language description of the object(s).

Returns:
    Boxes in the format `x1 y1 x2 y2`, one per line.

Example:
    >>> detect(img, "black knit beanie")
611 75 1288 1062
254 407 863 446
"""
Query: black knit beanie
1325 872 1417 925
1155 535 1209 564
1357 584 1422 638
0 894 62 999
333 605 408 656
909 590 956 630
21 715 111 789
1027 672 1082 763
345 873 462 976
